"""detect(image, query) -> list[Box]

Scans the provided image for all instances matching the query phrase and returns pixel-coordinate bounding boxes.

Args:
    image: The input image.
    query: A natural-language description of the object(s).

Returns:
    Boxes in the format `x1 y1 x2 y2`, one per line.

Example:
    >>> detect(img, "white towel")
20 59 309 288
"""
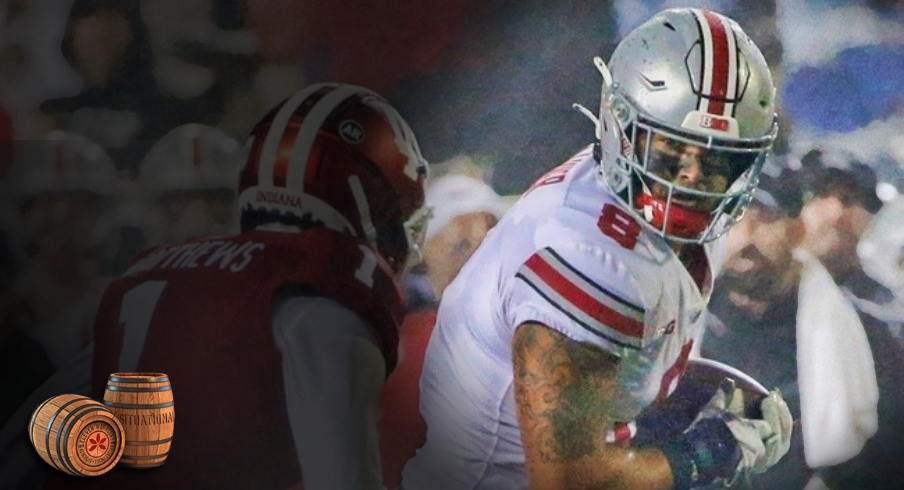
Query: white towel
794 248 878 468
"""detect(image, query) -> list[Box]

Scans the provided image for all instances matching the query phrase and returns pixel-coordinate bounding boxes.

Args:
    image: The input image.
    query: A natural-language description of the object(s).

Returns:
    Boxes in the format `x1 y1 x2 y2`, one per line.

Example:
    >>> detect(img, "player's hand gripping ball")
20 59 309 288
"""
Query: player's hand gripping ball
632 358 770 446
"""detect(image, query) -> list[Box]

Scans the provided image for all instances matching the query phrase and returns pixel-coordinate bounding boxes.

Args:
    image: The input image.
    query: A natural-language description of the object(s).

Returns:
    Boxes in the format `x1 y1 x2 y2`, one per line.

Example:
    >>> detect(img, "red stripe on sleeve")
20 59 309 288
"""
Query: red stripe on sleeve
525 254 644 339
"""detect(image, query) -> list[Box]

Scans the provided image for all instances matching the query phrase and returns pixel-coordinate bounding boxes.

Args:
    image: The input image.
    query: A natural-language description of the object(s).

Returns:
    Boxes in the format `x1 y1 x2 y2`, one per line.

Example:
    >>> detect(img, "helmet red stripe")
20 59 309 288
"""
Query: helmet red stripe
257 84 330 188
284 84 363 194
702 10 731 116
272 121 303 188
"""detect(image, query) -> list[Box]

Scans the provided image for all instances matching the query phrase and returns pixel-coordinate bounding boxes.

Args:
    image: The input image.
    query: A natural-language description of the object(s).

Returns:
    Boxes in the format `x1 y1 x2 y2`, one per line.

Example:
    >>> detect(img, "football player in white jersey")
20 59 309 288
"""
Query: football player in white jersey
402 8 793 490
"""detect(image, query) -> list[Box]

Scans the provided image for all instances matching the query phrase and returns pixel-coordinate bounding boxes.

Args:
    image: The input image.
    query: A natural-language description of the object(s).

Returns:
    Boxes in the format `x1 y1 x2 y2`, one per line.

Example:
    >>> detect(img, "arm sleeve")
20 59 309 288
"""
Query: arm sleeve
272 295 387 490
507 244 649 356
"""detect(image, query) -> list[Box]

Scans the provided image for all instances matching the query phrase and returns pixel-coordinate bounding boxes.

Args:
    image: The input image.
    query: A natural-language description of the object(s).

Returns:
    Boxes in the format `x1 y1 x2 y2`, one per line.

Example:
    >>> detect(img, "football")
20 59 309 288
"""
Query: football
632 358 769 446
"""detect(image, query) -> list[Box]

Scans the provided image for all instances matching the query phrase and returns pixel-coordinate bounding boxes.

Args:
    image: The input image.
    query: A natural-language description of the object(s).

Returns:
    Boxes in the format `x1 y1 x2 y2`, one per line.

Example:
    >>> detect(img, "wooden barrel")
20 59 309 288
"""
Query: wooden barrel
102 373 174 469
28 394 125 477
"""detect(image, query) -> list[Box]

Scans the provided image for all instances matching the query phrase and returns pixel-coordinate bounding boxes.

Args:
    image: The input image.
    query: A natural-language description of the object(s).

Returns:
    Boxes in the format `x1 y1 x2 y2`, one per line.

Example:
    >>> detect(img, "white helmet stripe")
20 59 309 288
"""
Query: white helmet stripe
285 84 365 194
722 14 739 116
257 83 331 187
693 9 738 118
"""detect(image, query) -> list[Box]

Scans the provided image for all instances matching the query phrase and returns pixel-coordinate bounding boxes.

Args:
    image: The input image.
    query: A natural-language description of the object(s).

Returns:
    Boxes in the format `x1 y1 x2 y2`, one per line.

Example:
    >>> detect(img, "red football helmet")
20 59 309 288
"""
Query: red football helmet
237 83 430 273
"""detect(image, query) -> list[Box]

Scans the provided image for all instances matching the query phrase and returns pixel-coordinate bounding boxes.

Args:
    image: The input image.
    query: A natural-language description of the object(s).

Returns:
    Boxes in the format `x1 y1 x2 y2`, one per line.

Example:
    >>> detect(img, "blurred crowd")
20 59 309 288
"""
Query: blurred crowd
1 0 904 489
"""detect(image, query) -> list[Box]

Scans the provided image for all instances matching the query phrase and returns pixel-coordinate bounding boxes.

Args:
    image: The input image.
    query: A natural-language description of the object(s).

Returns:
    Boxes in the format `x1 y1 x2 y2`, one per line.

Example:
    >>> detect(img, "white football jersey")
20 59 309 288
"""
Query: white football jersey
401 146 725 490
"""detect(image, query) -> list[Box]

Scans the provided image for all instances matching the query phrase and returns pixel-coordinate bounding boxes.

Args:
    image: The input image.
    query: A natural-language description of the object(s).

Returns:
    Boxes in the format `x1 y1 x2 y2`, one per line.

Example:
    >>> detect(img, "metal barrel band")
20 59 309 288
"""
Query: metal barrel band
105 385 172 392
30 396 56 450
126 436 174 446
44 397 91 475
102 400 175 409
109 375 169 383
120 451 170 460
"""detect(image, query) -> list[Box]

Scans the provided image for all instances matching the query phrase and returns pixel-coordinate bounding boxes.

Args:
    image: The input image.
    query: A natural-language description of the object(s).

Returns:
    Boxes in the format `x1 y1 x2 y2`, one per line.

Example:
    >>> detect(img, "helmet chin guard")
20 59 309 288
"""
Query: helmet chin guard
636 191 711 238
578 8 777 244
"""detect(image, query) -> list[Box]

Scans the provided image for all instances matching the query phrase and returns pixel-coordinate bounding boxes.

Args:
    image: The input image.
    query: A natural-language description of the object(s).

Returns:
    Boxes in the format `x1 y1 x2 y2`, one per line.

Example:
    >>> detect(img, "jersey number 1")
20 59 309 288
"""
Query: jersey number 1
354 245 377 287
118 281 167 373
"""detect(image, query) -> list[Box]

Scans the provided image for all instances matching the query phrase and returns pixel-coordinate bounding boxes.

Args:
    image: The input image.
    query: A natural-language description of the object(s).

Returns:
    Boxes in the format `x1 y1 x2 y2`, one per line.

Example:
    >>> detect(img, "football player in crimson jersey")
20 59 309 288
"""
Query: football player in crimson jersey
402 9 792 490
42 83 430 490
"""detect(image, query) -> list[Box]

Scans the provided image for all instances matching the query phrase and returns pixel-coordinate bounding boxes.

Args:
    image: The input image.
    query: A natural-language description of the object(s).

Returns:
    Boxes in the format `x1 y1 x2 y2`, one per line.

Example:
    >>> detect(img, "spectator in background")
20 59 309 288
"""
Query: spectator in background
140 0 261 140
795 150 884 294
717 171 806 323
857 191 904 341
0 0 83 139
135 123 242 248
403 172 509 308
5 131 122 370
379 171 508 488
798 153 904 490
704 149 904 489
39 0 226 178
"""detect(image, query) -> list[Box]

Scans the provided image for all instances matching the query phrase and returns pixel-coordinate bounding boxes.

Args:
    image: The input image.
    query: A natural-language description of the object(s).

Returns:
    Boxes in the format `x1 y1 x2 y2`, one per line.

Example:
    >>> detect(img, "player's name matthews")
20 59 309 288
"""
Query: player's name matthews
126 240 265 275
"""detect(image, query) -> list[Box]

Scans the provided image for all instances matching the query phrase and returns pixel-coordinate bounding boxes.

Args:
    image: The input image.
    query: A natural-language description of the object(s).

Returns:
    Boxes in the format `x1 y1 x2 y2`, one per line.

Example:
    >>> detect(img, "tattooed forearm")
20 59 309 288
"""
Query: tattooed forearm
513 322 620 462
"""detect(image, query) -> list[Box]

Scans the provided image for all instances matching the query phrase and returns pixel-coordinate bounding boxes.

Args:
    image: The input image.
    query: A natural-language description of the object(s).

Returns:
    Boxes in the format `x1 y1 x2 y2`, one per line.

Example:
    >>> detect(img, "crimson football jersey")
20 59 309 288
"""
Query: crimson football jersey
379 307 436 488
46 228 404 489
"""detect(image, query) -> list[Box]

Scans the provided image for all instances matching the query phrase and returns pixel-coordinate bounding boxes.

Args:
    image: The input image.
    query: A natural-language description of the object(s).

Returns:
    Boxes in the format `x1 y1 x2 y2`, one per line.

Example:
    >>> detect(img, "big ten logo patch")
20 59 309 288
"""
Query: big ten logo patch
700 115 729 132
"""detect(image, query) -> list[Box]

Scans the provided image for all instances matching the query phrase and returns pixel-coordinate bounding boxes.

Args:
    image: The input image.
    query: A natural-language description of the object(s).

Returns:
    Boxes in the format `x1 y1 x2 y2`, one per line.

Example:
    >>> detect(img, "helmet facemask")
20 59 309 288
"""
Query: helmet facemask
599 87 774 244
348 143 432 277
400 204 434 272
368 203 432 275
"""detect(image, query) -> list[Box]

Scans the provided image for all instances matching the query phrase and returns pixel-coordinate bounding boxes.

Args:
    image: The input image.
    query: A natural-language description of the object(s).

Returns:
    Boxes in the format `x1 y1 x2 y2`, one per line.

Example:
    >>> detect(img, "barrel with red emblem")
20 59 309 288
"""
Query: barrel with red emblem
29 394 125 476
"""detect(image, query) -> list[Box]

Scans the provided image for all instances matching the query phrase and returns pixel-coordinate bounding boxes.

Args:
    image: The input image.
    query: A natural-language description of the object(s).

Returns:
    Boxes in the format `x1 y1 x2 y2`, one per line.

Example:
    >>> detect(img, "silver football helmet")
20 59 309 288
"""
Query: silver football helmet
578 8 777 243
